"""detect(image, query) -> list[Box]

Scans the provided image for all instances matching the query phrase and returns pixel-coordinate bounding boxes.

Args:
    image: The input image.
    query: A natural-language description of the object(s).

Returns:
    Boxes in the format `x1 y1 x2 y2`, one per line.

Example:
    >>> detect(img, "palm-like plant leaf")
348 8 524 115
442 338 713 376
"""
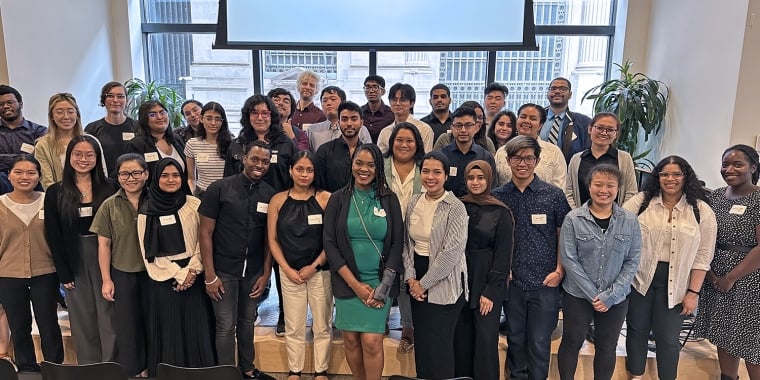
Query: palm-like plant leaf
124 78 185 129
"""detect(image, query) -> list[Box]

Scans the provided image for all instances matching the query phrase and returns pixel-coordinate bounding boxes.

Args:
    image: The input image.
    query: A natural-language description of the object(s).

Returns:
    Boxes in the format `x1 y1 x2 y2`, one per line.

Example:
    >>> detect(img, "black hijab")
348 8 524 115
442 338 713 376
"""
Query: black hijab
141 158 192 262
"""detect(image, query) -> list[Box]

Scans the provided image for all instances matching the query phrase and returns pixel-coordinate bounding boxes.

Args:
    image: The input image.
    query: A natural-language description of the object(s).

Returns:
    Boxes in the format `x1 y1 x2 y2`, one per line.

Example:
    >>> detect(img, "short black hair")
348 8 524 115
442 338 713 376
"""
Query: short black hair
422 151 450 176
338 101 363 119
451 106 477 120
0 85 22 103
363 75 386 88
429 83 450 97
181 99 203 114
388 83 416 114
321 86 347 102
484 82 509 97
99 81 125 107
517 103 548 125
550 77 572 90
266 88 297 119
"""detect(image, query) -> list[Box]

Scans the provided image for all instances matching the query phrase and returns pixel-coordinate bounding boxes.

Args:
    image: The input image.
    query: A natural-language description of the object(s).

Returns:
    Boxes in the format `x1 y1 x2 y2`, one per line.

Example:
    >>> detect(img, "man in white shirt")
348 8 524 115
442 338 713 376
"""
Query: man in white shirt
376 83 434 154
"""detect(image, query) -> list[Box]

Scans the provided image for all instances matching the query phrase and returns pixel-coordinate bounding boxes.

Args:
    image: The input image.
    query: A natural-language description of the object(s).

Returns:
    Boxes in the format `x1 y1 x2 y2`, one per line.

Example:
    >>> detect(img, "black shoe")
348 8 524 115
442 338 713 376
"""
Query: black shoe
243 368 276 380
275 318 285 337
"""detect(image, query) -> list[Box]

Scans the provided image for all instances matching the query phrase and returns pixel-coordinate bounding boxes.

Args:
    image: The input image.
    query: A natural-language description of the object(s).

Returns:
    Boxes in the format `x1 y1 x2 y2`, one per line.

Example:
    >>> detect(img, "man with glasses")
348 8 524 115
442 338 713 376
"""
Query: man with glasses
441 106 496 196
492 135 570 380
176 100 203 143
308 86 372 152
540 77 592 163
484 83 509 125
360 75 395 143
421 83 453 142
0 85 46 192
376 83 434 154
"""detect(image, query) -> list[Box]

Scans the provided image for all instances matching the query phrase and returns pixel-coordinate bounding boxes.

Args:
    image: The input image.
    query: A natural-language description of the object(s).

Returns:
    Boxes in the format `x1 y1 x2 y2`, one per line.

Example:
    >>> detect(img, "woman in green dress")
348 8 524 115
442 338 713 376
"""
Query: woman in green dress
324 144 404 380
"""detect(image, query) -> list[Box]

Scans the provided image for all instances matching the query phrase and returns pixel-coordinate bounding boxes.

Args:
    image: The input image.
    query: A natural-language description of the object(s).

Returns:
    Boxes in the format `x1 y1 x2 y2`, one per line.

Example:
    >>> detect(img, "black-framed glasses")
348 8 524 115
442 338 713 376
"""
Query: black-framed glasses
452 122 477 130
118 170 146 180
592 125 618 134
105 93 126 100
363 84 382 91
508 155 537 165
548 86 570 92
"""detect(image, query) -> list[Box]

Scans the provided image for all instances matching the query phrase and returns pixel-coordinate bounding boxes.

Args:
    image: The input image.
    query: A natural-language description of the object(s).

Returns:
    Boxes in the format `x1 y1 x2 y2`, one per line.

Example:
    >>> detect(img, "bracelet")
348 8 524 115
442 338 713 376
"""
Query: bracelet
204 276 219 285
686 288 700 295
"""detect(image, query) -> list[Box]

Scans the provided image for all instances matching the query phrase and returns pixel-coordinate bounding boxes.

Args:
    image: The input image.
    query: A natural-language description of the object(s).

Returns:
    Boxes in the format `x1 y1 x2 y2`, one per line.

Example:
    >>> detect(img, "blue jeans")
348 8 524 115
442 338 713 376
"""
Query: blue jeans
211 271 260 373
506 284 560 380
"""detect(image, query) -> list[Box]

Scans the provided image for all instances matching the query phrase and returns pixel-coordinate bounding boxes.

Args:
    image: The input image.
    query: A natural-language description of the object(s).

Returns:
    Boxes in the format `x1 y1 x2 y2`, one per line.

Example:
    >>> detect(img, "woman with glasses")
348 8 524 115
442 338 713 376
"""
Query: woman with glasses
91 153 150 377
127 100 186 176
45 135 119 364
622 156 717 380
0 156 64 372
433 101 496 153
184 101 232 198
694 145 760 380
85 82 139 178
565 112 637 208
486 110 517 151
35 93 85 189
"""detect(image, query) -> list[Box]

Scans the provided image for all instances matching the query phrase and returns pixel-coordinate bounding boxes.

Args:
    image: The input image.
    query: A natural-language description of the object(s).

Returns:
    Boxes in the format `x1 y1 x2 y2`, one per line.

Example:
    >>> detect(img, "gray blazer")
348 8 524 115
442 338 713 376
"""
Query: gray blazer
403 191 469 305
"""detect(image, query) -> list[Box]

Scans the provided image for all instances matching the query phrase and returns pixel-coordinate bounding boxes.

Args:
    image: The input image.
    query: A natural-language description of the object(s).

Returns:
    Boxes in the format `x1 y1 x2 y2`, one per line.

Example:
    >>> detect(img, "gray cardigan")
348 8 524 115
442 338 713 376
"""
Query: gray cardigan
564 148 638 208
403 191 469 305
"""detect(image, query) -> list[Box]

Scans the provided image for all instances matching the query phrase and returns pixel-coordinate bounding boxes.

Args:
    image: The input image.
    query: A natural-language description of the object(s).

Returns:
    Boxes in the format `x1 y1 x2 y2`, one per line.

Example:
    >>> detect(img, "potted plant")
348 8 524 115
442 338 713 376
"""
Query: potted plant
582 60 669 167
125 78 185 129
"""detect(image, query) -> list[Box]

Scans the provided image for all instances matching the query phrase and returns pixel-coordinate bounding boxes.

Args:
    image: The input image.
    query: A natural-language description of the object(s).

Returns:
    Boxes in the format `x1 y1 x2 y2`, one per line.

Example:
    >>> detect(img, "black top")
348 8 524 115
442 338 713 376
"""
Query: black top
420 112 453 143
223 131 296 193
45 180 119 283
323 188 404 298
441 142 497 197
125 134 186 177
85 117 138 178
577 147 619 205
276 193 325 270
314 137 353 193
463 202 514 308
198 173 276 277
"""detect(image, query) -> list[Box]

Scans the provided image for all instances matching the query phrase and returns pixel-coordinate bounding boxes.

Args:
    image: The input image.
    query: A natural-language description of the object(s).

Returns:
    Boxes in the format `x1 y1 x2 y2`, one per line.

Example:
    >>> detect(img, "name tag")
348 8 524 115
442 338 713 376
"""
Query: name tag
449 167 458 176
729 205 747 215
78 207 93 217
197 153 209 163
373 207 387 217
20 143 35 153
307 214 323 225
571 132 578 141
270 150 279 164
531 214 547 225
681 225 697 236
302 123 312 132
122 132 135 141
144 152 159 162
38 210 45 220
257 202 269 214
159 215 177 226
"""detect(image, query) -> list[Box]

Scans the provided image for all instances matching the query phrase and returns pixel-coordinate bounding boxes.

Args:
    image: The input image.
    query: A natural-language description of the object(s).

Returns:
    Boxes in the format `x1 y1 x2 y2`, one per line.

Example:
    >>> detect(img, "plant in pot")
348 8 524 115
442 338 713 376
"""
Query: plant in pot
124 78 185 129
582 60 669 169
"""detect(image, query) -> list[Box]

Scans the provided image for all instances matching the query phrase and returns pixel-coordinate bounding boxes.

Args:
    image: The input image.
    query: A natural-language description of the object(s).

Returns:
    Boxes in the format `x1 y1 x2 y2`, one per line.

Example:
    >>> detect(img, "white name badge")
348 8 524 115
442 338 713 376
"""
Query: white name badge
20 143 35 153
257 202 269 214
302 123 312 132
38 210 45 220
144 152 159 162
307 214 323 225
531 214 547 225
729 204 747 215
681 224 697 236
449 166 458 177
373 207 387 217
197 153 210 163
571 132 578 141
270 150 279 164
78 207 93 217
159 215 177 226
122 132 135 141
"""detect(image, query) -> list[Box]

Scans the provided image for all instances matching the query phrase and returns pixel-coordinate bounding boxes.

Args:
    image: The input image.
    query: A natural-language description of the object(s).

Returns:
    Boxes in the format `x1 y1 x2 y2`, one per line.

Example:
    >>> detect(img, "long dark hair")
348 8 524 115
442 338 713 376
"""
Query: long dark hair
238 94 283 144
639 155 706 214
383 122 425 165
487 110 517 148
723 144 760 185
197 101 232 159
290 150 322 191
59 135 111 222
345 144 393 199
136 100 180 146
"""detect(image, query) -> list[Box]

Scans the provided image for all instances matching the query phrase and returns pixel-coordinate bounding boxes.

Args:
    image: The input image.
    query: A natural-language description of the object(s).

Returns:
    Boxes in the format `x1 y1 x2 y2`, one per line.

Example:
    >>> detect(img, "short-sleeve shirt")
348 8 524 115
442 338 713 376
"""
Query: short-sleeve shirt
0 119 47 172
184 137 225 191
85 117 138 178
90 189 146 273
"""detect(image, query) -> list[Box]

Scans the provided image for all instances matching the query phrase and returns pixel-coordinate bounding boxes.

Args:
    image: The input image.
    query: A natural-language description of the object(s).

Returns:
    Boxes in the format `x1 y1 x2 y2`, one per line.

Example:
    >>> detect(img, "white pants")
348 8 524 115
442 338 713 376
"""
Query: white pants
279 268 333 373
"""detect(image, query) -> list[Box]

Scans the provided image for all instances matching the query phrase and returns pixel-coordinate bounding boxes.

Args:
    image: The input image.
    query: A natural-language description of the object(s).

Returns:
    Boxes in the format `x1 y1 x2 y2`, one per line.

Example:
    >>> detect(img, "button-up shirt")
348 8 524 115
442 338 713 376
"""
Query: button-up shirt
0 119 47 172
560 202 641 306
492 177 570 290
307 120 372 153
314 137 355 192
495 138 566 189
441 142 497 197
90 189 146 273
361 102 395 143
291 102 327 131
421 112 453 142
377 117 435 154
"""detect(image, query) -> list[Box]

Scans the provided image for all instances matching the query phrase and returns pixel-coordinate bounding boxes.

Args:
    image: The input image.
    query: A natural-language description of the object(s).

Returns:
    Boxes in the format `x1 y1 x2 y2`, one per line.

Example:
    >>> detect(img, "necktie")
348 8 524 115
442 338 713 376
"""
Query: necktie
548 115 561 145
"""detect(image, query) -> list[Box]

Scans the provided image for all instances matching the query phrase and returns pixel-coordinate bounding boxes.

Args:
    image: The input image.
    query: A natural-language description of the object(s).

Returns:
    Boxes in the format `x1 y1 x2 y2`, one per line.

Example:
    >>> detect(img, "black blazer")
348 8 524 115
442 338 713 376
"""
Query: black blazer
323 187 404 299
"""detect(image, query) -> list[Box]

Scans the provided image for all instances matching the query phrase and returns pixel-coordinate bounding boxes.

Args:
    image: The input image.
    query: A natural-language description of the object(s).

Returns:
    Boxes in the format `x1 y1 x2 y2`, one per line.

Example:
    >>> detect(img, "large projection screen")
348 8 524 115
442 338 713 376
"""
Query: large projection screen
216 0 537 51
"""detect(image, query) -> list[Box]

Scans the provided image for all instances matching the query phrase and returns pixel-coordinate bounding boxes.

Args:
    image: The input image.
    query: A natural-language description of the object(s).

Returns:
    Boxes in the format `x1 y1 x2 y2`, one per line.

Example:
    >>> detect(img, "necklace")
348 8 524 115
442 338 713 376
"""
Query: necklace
353 191 373 205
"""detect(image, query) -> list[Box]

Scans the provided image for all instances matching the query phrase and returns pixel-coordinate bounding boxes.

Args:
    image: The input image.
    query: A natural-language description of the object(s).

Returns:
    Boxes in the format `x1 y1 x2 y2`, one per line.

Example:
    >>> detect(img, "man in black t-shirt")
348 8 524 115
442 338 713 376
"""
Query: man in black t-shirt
85 81 138 178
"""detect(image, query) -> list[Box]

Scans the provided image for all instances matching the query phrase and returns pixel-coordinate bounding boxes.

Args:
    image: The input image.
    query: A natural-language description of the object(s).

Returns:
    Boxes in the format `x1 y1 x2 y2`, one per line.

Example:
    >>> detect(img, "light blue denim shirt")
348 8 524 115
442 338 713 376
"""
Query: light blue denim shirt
559 202 641 307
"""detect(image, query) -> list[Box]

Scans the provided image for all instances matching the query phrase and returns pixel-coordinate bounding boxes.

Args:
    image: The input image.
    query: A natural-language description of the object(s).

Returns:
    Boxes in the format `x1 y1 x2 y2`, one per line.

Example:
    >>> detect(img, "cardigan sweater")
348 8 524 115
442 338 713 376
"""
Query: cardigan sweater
564 148 638 208
0 194 55 278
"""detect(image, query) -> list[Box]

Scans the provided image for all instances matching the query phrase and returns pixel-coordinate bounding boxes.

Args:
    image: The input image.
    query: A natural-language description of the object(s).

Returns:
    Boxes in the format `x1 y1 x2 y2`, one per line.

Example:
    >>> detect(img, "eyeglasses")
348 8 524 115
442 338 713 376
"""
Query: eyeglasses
72 151 97 161
105 93 126 100
508 155 537 165
363 84 382 91
452 122 477 130
592 125 618 134
53 109 77 117
118 170 146 180
658 172 684 179
203 116 224 124
250 110 271 118
548 86 570 92
0 100 18 107
148 110 168 118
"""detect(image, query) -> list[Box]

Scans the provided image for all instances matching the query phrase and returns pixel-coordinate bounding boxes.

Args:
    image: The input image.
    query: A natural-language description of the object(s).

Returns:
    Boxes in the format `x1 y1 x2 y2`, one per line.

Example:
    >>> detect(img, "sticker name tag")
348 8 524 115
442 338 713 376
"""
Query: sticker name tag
159 215 177 226
373 207 387 217
307 214 323 225
197 153 210 163
531 214 547 225
78 207 93 218
729 205 747 215
38 210 45 220
449 166 458 176
270 150 279 164
20 143 35 153
122 132 135 141
144 152 159 162
257 202 269 214
681 225 697 236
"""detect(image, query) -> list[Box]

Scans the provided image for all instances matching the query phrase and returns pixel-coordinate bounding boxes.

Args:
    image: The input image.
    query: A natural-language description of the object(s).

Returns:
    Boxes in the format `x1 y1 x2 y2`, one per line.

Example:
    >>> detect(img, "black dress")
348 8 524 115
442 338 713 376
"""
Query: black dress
276 192 325 269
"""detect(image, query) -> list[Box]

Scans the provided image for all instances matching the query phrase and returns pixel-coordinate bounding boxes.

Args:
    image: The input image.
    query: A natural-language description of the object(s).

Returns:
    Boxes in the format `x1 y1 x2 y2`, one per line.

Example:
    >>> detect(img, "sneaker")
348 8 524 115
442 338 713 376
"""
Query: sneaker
243 368 276 380
275 319 285 337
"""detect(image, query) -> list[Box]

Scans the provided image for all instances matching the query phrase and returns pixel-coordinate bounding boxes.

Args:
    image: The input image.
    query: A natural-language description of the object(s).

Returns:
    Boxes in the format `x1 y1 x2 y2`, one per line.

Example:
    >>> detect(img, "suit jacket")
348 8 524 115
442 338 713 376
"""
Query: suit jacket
543 109 592 163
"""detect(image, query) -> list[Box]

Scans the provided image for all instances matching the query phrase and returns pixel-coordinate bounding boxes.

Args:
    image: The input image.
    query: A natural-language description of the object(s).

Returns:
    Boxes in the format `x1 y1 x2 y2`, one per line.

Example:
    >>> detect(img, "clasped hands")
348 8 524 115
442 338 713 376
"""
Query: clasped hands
352 281 385 309
407 279 427 301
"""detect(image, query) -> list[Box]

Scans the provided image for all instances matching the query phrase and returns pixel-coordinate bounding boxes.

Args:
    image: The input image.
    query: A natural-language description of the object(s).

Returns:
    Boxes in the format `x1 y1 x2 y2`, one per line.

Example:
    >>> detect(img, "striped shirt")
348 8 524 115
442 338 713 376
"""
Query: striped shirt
184 137 225 191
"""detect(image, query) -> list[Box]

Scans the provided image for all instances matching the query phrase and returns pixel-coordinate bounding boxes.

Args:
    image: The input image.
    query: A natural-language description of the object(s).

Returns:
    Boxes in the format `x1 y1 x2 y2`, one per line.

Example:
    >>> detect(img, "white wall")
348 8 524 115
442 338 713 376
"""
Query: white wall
730 0 760 150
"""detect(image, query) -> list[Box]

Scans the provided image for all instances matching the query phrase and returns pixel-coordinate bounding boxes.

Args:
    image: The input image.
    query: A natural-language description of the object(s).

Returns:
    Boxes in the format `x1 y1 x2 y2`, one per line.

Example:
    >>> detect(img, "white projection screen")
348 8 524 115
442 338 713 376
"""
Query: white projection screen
216 0 537 50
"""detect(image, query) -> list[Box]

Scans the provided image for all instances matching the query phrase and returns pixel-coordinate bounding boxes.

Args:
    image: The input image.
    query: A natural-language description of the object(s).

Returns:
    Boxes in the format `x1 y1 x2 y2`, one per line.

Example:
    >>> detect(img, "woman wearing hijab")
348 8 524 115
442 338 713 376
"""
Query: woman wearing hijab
137 157 215 375
453 160 513 380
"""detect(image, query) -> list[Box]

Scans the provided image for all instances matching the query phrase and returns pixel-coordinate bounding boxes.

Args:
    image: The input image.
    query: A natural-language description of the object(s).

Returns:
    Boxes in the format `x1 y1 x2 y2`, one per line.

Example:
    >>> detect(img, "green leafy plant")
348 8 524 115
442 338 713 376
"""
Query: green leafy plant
125 78 185 129
583 60 669 167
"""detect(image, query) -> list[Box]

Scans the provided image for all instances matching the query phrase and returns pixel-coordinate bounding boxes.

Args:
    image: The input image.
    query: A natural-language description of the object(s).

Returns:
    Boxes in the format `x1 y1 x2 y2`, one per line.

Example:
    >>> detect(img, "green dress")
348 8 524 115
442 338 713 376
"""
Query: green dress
334 188 391 333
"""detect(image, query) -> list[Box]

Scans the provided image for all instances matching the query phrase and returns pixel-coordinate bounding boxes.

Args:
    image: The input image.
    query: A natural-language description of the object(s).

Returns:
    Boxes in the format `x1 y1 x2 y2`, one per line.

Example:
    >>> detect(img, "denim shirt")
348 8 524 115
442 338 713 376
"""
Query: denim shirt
559 202 641 306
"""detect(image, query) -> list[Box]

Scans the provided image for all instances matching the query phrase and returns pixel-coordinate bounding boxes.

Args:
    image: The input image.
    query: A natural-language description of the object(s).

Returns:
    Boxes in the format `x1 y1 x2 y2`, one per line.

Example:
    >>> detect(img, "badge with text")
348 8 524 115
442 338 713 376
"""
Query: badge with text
257 202 269 214
122 132 135 141
38 210 45 220
449 166 458 177
307 214 323 225
144 152 159 162
197 153 209 163
159 215 177 226
78 207 93 218
270 151 279 164
729 204 747 215
531 214 547 225
20 143 35 154
373 207 387 217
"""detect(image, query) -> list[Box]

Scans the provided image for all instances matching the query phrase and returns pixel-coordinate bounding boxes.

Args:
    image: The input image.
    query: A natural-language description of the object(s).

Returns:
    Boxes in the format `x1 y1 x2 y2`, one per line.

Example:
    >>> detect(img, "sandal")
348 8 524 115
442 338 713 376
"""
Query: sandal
314 370 329 380
287 370 301 380
397 336 415 353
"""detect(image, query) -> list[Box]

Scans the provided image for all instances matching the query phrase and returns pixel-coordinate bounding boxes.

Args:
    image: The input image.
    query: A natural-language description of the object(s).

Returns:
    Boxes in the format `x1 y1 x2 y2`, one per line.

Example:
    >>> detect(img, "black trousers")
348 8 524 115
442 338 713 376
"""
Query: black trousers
0 273 63 372
110 268 151 376
453 302 501 380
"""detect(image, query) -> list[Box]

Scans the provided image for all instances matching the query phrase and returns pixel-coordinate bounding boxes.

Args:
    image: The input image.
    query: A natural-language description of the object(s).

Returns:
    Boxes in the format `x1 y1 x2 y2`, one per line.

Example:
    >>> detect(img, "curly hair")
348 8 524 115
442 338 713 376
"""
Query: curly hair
198 101 232 159
639 155 707 214
345 144 393 199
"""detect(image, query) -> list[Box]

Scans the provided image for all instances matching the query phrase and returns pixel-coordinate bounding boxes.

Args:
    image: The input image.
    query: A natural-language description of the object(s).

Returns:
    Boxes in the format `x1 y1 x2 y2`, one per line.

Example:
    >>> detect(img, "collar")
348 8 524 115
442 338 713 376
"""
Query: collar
578 201 625 221
506 175 540 192
652 194 687 211
581 146 619 159
297 101 316 112
239 172 262 189
0 118 31 130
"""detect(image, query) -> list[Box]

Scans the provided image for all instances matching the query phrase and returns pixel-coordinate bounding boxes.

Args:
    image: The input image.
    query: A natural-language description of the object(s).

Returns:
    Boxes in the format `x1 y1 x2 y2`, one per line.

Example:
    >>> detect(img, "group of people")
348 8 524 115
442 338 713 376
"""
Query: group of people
0 71 757 380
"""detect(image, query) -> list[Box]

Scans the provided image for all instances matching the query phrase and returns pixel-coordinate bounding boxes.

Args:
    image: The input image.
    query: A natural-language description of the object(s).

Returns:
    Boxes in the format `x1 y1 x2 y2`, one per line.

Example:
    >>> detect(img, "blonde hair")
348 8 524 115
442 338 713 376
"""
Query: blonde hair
47 93 84 156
